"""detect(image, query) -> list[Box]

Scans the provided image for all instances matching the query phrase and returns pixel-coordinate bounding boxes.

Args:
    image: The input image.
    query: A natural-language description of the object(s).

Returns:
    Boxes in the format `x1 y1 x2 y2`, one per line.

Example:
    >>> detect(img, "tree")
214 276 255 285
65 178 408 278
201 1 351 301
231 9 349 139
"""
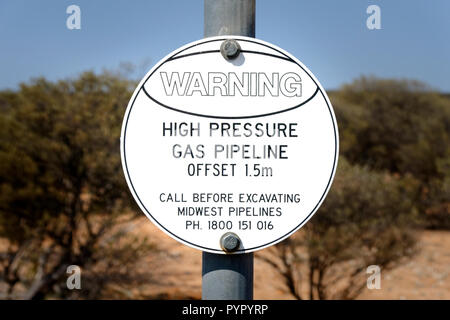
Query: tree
258 159 419 299
0 72 155 299
334 76 450 179
331 76 450 228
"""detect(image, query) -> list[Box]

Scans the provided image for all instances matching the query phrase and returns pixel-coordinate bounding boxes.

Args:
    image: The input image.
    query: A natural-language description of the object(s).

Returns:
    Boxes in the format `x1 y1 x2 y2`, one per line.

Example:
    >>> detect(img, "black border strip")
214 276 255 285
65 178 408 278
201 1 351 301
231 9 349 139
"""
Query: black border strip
0 300 442 318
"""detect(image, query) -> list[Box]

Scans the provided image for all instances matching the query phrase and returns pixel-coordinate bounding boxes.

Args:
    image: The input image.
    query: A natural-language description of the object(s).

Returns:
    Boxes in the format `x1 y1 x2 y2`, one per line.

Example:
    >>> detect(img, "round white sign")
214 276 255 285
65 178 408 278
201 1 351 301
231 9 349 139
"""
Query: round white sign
121 36 339 254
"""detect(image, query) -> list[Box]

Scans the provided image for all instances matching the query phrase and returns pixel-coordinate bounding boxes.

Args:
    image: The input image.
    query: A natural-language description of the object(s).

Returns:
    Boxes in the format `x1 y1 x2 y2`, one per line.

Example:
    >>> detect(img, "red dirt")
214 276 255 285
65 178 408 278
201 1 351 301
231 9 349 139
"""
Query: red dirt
133 219 450 300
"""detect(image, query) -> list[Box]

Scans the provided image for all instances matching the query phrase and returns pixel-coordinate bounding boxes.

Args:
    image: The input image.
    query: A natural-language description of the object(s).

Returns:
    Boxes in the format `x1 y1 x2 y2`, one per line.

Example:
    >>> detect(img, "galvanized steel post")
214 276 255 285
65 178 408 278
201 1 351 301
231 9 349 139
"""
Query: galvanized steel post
204 0 255 38
202 0 255 300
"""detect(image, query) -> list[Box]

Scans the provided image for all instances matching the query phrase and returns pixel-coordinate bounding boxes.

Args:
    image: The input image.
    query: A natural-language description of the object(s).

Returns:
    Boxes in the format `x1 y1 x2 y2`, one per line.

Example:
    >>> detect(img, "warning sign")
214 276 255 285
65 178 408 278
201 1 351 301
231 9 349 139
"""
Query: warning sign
121 36 339 253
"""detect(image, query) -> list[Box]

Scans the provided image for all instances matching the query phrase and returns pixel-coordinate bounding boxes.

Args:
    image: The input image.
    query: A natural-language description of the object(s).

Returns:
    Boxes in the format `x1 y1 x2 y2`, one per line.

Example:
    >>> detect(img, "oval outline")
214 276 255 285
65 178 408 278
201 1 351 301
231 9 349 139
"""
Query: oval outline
142 43 319 119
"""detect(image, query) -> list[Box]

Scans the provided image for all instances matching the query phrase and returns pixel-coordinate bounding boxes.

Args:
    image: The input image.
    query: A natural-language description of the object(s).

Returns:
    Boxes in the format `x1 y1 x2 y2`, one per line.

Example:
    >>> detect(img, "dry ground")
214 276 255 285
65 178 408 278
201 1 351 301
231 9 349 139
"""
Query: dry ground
1 218 448 299
132 218 450 300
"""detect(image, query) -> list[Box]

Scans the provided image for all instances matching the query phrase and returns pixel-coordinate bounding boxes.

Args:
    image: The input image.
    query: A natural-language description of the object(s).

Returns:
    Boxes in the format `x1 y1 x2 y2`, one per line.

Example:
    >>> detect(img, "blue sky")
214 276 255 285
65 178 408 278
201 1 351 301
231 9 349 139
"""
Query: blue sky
1 0 449 91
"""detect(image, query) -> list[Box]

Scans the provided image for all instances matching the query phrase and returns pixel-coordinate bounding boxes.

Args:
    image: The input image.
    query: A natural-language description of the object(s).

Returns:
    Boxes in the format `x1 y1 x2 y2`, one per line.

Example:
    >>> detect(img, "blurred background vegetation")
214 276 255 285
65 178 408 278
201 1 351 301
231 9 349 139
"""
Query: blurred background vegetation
0 72 449 299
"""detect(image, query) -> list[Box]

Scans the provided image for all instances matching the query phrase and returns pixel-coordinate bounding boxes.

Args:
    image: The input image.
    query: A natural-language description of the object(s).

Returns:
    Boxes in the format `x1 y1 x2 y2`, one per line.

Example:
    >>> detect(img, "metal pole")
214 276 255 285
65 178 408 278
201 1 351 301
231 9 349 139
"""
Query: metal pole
204 0 255 38
202 0 255 300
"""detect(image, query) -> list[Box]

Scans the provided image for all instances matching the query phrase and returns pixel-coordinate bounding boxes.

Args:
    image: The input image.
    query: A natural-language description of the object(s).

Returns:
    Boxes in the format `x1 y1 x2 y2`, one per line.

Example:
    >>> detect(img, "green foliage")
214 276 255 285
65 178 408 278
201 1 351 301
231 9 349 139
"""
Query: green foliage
310 158 419 255
333 76 450 180
0 72 152 299
422 163 450 229
331 76 450 228
0 73 131 239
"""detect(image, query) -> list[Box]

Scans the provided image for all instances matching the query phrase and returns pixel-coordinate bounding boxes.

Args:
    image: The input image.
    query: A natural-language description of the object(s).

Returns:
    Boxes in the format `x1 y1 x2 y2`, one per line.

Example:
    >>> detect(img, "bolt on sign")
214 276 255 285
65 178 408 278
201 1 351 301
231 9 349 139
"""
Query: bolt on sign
121 36 339 254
